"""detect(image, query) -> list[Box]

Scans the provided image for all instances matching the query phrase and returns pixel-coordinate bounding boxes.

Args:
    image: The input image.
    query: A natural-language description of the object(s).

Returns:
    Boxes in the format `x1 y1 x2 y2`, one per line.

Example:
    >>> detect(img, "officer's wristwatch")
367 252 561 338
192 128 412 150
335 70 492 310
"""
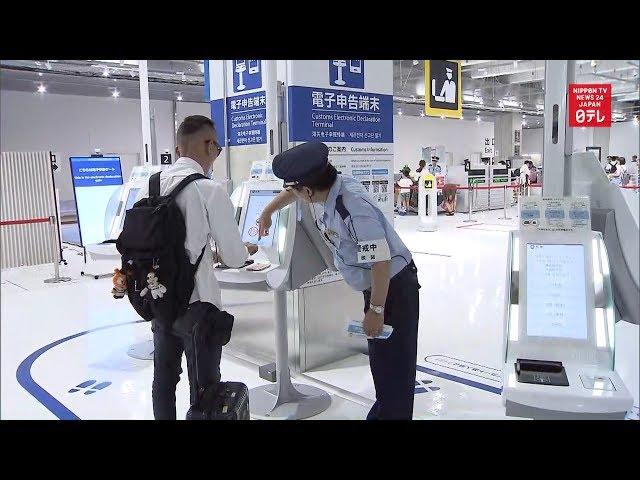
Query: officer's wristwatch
369 304 384 315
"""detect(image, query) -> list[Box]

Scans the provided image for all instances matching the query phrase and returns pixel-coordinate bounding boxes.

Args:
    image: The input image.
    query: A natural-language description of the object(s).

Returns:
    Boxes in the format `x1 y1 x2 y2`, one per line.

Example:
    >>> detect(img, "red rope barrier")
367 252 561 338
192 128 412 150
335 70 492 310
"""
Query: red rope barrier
394 183 543 191
1 217 50 226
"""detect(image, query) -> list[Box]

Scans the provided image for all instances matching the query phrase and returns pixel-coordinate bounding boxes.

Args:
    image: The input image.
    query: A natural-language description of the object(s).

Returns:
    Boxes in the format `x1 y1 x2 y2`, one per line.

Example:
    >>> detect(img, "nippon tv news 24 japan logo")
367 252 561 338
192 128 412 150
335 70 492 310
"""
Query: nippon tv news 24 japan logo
569 83 611 128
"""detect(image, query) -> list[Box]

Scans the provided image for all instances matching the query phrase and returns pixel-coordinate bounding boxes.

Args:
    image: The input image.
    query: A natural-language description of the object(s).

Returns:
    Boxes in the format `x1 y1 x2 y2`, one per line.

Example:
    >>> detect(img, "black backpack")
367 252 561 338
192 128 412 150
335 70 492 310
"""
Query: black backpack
116 171 207 327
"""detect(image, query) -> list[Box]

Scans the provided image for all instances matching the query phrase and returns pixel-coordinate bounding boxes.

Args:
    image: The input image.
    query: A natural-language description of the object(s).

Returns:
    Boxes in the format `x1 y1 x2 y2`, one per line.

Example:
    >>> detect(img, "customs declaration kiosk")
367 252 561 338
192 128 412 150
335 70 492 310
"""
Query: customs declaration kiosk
502 197 633 419
82 165 162 279
215 179 355 419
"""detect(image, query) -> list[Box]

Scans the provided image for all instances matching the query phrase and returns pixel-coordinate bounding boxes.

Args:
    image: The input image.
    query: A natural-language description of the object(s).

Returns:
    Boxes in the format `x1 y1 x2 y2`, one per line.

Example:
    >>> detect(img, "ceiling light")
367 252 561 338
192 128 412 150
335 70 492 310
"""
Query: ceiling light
591 60 597 68
416 84 425 96
176 92 183 101
412 60 419 66
477 110 480 114
419 111 425 117
476 116 481 123
112 89 120 98
513 60 518 68
45 61 52 70
440 115 445 119
536 104 544 110
103 68 110 77
38 72 43 77
501 99 520 108
397 109 403 116
37 84 46 94
522 120 527 126
463 94 483 103
460 115 464 120
522 114 526 119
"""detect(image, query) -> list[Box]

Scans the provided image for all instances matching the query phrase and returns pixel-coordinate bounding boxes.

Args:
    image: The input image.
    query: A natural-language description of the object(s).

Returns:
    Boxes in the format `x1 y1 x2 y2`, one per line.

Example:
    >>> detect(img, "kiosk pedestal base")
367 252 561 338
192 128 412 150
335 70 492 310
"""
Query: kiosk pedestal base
127 340 154 360
249 382 331 420
248 289 332 419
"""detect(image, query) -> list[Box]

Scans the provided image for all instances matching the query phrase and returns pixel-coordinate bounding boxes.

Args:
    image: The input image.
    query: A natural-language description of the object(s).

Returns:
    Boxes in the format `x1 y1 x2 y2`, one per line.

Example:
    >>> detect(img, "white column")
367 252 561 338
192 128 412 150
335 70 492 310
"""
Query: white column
542 60 571 197
138 60 152 164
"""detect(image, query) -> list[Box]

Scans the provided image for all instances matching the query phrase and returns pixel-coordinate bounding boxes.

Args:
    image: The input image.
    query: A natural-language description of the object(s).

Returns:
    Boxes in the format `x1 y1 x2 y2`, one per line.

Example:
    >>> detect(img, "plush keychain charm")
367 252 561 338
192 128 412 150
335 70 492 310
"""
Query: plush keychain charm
139 272 167 300
111 268 128 299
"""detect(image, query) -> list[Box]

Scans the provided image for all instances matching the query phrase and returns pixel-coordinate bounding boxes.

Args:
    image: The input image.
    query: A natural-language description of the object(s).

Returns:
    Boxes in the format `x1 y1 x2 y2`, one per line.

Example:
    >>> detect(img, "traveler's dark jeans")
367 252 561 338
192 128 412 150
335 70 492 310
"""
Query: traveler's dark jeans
151 301 222 420
363 261 420 420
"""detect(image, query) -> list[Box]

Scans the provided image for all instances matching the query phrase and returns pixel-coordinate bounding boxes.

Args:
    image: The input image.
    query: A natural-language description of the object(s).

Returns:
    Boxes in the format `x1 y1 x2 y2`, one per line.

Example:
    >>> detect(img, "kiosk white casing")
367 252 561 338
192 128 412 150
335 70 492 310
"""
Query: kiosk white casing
502 197 633 419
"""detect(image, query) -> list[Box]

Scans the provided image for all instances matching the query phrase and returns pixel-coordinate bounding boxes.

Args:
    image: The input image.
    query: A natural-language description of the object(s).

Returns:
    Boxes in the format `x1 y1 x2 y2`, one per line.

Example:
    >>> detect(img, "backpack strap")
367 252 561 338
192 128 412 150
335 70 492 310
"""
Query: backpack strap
194 245 206 272
169 173 208 199
149 172 161 198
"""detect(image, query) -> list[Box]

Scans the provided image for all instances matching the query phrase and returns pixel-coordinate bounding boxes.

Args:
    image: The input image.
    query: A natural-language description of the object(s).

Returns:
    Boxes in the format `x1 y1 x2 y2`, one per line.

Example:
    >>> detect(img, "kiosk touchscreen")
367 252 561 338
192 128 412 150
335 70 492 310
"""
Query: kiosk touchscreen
525 243 588 340
118 187 140 232
502 196 633 419
70 156 123 246
240 189 280 248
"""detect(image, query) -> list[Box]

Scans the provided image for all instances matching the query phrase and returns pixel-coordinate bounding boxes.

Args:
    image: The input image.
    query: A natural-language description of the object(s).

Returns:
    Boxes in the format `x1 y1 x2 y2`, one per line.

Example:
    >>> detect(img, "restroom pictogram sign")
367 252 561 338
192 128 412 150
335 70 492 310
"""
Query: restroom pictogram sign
569 83 611 128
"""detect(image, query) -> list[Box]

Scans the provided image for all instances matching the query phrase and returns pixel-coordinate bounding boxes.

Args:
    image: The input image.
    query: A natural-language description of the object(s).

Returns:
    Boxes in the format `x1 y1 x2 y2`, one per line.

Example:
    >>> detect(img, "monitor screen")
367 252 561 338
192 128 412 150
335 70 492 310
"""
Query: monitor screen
119 188 140 231
526 243 588 340
70 156 123 246
241 190 280 247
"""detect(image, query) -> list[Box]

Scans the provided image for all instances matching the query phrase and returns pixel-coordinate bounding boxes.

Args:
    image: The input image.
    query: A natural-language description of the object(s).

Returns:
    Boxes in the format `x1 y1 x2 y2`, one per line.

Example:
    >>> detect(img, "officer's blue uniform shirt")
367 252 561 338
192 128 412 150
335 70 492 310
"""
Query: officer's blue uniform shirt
318 174 412 292
428 163 442 175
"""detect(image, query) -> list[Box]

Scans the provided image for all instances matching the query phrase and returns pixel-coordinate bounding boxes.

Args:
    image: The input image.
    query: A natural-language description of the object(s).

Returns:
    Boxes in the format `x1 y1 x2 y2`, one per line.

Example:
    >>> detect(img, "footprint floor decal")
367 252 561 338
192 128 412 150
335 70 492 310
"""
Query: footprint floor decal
415 379 441 394
68 380 112 396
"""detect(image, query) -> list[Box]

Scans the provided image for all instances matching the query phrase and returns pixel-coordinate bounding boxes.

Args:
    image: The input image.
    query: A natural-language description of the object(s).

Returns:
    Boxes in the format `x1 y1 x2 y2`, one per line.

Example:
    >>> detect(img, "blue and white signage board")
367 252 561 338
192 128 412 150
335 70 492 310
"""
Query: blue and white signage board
287 60 394 218
69 156 123 246
205 60 277 187
288 61 394 288
225 60 267 148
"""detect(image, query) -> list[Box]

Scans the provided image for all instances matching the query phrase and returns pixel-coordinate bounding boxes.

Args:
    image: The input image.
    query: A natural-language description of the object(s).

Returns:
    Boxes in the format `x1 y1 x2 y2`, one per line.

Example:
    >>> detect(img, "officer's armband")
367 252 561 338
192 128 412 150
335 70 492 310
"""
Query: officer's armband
356 239 391 264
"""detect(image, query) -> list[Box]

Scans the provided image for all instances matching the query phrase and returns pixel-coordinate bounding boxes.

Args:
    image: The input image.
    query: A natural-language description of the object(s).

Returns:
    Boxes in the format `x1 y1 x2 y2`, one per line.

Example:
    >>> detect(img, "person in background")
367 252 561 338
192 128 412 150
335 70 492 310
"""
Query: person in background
428 156 442 175
397 167 413 215
527 161 538 185
416 159 426 174
618 157 628 186
519 160 531 195
627 155 638 185
441 184 457 216
605 156 613 173
607 157 622 186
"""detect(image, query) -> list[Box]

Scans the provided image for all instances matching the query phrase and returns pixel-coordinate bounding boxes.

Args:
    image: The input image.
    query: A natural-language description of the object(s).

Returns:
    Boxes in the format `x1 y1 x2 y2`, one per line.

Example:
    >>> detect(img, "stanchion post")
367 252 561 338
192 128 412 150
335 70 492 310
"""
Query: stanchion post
499 184 512 220
463 184 477 223
44 215 71 284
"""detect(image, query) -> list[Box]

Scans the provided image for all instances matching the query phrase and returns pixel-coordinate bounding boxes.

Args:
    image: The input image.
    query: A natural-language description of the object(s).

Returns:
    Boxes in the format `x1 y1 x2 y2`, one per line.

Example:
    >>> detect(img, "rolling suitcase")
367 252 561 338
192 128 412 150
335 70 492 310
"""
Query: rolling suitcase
186 381 250 420
185 308 250 420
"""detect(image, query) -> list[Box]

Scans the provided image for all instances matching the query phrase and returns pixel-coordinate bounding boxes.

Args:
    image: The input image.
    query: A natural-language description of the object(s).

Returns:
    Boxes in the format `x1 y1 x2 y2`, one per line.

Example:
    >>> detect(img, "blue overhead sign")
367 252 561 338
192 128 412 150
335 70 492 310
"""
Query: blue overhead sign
227 90 267 146
233 60 262 92
329 60 364 89
288 86 393 143
70 157 123 187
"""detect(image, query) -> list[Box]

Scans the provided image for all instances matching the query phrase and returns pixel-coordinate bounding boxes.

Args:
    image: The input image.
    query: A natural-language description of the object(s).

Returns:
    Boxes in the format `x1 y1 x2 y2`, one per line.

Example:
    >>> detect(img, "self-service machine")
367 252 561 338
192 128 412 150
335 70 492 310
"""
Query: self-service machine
82 164 162 278
217 175 366 419
418 172 437 231
502 196 633 419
